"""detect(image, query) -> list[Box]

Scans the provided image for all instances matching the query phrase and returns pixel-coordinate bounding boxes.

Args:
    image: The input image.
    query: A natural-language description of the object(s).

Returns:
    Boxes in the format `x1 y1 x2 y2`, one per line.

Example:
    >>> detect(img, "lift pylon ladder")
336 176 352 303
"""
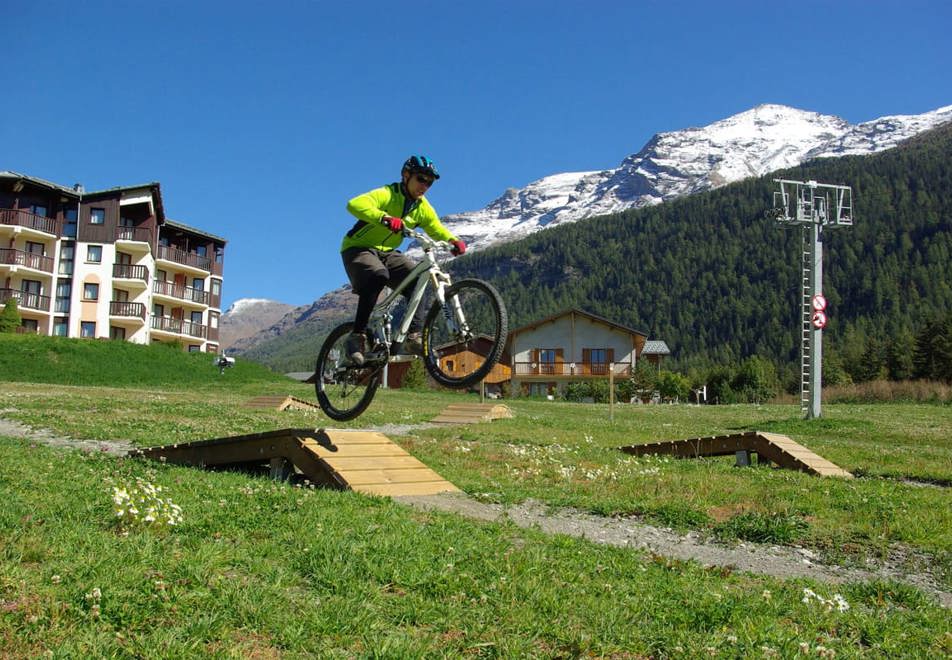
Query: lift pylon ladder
769 179 853 419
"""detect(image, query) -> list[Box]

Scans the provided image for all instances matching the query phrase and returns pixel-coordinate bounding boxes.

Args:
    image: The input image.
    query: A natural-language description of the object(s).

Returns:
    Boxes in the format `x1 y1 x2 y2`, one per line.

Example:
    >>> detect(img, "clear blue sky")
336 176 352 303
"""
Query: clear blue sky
4 1 950 310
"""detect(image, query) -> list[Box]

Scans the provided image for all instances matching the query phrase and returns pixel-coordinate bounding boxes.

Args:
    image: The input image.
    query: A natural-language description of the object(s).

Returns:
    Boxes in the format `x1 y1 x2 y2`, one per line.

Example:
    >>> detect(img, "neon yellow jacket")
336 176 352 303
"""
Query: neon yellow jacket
341 183 457 252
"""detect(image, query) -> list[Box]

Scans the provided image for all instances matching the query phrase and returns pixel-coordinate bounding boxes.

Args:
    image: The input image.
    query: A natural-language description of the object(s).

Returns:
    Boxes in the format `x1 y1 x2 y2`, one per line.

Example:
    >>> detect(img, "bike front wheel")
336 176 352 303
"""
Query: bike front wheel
422 278 508 388
314 322 383 421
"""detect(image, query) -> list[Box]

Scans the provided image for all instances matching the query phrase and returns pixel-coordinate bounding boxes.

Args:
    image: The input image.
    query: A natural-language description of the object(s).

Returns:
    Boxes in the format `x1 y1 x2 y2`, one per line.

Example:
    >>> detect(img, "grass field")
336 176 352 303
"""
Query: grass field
1 335 950 656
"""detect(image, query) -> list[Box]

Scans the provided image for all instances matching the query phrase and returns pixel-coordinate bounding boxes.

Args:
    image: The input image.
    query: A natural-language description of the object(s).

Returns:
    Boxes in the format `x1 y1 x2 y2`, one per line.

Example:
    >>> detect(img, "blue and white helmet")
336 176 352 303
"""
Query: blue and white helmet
402 155 440 180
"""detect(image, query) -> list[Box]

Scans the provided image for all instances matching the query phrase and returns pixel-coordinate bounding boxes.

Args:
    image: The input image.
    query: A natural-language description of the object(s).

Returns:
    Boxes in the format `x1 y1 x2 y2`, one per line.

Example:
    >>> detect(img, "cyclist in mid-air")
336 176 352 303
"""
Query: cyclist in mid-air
340 155 466 366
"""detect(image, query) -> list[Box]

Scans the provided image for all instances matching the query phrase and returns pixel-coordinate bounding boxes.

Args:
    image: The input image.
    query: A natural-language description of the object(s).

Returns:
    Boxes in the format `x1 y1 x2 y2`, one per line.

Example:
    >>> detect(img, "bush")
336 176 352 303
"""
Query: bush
0 299 21 333
401 359 429 390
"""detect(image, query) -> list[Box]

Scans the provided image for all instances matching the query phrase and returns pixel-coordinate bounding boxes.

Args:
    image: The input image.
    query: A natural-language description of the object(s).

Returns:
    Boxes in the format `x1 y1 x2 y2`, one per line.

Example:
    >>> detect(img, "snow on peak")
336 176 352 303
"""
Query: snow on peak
433 103 950 254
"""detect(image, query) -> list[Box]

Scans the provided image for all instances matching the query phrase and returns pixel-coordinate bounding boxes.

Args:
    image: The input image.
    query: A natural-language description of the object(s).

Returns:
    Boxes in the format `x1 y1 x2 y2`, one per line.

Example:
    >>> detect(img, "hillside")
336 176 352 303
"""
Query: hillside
0 334 291 388
239 121 952 375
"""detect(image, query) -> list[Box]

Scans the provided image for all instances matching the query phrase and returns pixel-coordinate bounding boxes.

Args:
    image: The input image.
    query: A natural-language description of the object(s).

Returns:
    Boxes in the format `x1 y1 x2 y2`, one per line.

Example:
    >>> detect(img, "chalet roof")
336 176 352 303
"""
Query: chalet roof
510 308 647 338
163 218 227 244
642 340 671 355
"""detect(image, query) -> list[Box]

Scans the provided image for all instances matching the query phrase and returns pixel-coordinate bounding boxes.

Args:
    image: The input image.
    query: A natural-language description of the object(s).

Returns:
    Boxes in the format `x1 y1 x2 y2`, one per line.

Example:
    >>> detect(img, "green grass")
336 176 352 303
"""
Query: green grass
1 335 951 656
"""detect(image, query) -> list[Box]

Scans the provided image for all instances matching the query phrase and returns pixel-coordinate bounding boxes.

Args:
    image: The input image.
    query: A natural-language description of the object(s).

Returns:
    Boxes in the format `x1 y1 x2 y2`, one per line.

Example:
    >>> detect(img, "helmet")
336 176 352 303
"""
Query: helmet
402 155 440 180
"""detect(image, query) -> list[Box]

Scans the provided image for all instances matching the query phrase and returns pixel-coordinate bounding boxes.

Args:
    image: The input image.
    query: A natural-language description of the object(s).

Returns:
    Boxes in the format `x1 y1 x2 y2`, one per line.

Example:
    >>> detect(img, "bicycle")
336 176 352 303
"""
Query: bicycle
314 228 508 421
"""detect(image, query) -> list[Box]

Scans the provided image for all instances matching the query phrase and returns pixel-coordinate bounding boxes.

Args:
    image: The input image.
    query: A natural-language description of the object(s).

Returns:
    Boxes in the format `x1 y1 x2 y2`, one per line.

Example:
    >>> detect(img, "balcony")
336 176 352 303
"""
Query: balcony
153 280 210 306
156 245 211 273
112 263 150 283
151 315 207 339
0 208 60 236
0 247 54 274
109 301 146 320
514 362 632 378
115 226 153 243
0 288 51 312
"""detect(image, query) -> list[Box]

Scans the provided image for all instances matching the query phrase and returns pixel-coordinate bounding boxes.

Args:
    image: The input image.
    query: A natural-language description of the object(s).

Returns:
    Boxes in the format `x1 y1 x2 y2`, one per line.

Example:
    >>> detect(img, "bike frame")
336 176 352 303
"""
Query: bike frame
366 231 466 349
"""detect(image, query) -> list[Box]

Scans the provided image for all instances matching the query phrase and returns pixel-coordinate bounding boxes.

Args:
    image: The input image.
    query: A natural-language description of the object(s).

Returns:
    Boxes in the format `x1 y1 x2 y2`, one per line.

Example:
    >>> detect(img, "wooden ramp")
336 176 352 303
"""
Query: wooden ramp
619 431 852 478
243 395 321 412
130 428 460 497
431 403 513 425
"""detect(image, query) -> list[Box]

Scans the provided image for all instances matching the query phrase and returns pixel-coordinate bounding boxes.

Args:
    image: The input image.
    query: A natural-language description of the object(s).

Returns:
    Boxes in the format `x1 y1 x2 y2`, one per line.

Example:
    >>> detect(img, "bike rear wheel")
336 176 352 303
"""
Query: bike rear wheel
314 322 383 421
422 278 508 388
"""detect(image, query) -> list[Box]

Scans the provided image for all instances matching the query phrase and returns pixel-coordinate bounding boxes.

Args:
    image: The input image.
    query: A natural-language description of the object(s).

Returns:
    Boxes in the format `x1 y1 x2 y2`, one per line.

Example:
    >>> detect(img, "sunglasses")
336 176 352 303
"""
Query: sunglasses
414 174 435 187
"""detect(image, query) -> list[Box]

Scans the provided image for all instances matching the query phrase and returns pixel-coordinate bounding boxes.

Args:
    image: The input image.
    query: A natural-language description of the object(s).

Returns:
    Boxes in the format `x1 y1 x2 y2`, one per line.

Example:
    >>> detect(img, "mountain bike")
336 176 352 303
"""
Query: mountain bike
314 229 508 421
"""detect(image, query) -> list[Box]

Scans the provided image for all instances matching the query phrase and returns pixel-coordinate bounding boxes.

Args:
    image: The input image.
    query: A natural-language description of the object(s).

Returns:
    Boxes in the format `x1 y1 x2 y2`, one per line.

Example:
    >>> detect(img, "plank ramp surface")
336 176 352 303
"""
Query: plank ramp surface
130 428 459 496
243 395 321 412
431 403 513 425
619 431 852 478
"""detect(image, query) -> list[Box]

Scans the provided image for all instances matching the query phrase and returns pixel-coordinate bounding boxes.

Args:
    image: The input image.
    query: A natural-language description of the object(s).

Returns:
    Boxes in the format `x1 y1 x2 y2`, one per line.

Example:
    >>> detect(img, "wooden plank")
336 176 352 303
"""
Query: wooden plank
318 456 427 471
300 441 410 458
334 467 450 485
354 481 460 497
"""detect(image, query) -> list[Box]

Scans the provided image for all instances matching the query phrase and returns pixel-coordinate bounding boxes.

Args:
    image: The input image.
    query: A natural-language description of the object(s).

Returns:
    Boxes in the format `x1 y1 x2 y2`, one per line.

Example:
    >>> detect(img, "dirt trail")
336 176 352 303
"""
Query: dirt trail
1 414 948 607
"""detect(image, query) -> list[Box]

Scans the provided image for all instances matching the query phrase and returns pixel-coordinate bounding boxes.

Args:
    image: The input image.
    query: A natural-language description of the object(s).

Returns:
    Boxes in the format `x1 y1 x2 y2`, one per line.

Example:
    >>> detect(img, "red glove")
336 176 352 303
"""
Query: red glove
450 239 467 256
381 216 404 232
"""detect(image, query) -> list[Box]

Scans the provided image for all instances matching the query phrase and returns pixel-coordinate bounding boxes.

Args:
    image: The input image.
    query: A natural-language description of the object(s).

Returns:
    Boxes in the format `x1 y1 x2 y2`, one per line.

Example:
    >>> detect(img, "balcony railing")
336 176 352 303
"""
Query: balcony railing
0 208 60 235
109 301 146 319
514 362 632 377
112 263 150 283
0 247 54 273
153 280 210 305
151 316 207 339
0 288 51 312
115 226 153 243
156 245 211 272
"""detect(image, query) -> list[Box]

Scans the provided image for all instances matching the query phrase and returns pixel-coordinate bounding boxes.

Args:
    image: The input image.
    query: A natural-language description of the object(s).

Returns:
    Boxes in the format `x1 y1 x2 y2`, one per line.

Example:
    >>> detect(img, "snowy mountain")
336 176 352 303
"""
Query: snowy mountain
219 298 295 350
437 103 952 252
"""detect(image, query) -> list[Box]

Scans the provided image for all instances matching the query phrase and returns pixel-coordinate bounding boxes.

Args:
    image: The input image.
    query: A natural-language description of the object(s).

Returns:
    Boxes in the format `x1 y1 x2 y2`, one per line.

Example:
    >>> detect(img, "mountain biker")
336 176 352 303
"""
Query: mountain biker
340 155 467 366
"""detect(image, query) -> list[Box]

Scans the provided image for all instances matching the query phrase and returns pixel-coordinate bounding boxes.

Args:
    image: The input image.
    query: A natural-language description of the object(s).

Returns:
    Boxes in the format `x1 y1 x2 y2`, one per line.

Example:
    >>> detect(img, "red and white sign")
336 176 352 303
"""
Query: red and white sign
812 294 827 311
812 311 827 329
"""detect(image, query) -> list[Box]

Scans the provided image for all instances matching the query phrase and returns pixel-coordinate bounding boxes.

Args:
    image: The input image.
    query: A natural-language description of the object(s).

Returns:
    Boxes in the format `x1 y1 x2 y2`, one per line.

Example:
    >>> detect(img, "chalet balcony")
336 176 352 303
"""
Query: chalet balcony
514 362 632 378
151 315 207 339
153 280 210 306
109 301 146 320
156 245 211 273
0 288 51 312
0 247 54 273
112 263 150 283
115 226 153 243
0 208 60 236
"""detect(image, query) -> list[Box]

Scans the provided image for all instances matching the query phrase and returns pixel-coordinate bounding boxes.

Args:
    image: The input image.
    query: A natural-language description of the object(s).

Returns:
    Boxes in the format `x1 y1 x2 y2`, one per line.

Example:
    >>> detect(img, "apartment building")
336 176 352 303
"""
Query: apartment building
0 171 225 352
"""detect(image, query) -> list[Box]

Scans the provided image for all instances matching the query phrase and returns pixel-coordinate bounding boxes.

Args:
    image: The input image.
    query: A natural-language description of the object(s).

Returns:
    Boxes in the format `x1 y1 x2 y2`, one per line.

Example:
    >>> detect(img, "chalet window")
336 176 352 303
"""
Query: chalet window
110 326 126 340
53 318 68 336
86 245 102 263
55 280 71 313
58 244 74 275
31 205 47 217
22 319 38 332
26 241 44 256
90 208 105 225
190 311 203 325
211 279 222 297
583 348 614 375
113 289 129 303
83 283 99 300
81 321 96 338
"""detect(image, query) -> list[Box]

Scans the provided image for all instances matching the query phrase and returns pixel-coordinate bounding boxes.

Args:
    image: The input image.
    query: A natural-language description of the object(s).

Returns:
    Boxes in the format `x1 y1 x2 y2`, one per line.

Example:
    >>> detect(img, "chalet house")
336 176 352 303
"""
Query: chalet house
508 308 649 397
1 171 225 352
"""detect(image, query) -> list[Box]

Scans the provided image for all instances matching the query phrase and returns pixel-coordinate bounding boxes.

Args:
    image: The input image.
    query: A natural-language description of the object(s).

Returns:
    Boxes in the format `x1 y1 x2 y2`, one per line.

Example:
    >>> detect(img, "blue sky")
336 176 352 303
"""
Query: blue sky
4 0 950 310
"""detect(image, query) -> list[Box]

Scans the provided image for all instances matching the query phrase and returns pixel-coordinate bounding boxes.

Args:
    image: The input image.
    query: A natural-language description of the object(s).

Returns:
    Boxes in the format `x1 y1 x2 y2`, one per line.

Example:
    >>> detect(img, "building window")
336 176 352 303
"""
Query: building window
153 303 165 317
90 208 105 225
22 319 39 333
55 280 71 313
188 345 201 352
53 318 69 336
86 245 102 263
110 326 126 340
31 205 48 218
215 246 224 264
58 243 74 275
83 283 99 300
209 312 219 329
195 245 207 257
190 311 203 325
81 321 96 338
64 209 77 237
192 277 204 291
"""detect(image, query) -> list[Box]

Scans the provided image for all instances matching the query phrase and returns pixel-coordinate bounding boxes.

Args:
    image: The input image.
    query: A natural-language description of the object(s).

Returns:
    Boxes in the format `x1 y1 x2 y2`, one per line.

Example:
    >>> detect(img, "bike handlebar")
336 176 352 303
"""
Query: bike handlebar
402 228 452 252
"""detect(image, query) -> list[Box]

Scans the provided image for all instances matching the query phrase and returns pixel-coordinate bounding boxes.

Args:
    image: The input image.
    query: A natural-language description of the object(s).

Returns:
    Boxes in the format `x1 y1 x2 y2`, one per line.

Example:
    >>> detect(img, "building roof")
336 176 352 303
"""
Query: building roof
509 308 648 338
163 218 227 244
0 170 81 197
1 171 165 223
642 340 671 355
